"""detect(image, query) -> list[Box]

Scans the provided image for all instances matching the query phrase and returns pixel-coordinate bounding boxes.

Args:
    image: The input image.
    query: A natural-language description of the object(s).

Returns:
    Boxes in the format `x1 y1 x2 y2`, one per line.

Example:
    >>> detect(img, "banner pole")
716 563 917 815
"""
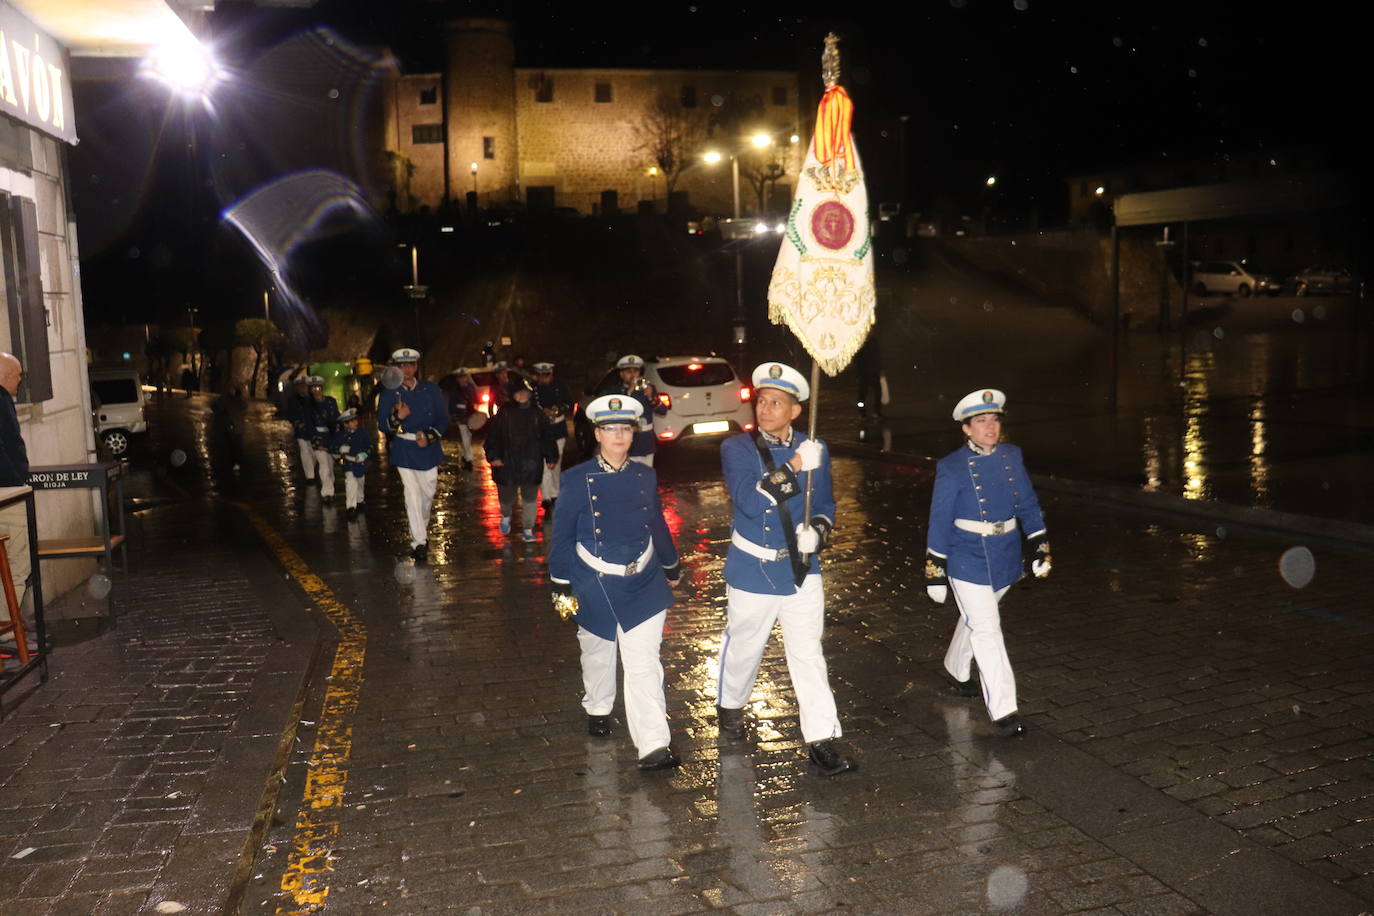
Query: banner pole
802 360 822 524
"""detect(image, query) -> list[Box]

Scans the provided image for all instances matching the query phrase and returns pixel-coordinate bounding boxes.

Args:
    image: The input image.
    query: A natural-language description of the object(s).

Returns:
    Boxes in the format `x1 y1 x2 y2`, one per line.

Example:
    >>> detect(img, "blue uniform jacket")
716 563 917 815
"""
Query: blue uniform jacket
378 381 449 471
721 430 835 595
331 427 371 479
926 442 1046 591
287 395 313 440
598 382 668 457
549 459 680 640
307 396 340 441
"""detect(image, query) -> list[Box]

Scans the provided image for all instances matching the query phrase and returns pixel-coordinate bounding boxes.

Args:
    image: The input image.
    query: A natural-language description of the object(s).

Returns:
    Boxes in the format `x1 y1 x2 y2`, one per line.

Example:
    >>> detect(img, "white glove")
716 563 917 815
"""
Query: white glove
1032 557 1051 578
793 439 823 471
339 445 350 454
794 523 819 554
926 585 948 604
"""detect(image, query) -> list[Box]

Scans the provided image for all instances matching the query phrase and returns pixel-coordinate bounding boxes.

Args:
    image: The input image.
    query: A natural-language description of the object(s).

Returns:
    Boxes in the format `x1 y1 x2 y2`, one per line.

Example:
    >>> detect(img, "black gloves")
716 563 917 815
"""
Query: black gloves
759 466 800 503
810 516 834 552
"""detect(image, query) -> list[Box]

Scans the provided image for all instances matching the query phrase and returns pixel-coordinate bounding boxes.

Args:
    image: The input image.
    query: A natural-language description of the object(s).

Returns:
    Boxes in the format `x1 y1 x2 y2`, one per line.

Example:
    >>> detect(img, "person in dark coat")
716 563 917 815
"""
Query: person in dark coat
211 384 248 470
484 377 558 541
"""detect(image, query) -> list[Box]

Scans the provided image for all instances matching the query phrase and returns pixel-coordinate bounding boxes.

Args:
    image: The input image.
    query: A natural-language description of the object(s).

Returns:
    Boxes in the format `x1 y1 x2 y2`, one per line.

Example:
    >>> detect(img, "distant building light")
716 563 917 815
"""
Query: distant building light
122 352 132 360
703 150 723 164
440 226 455 233
985 176 997 187
1094 186 1106 196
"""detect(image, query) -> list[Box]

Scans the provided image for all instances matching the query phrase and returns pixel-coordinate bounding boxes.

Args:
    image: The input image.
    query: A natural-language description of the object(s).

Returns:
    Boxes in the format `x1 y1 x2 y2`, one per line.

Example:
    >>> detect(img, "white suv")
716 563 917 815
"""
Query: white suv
90 368 148 456
1191 260 1282 297
583 356 755 446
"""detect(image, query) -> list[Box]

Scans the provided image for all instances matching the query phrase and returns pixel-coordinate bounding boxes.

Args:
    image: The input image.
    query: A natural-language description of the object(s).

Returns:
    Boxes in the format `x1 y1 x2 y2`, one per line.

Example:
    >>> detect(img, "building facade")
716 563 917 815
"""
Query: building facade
382 18 804 218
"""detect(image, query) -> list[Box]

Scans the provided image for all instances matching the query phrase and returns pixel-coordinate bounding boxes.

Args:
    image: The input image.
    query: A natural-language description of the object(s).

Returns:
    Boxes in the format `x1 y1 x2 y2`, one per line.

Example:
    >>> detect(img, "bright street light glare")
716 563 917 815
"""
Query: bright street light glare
703 150 723 164
141 37 220 99
986 176 997 187
1095 186 1106 196
790 134 800 144
751 133 772 148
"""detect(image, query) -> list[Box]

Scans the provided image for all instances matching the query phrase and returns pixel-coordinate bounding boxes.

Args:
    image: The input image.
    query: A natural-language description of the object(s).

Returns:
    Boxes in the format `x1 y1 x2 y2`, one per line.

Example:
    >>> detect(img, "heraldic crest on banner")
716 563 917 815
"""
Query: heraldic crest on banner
768 33 876 377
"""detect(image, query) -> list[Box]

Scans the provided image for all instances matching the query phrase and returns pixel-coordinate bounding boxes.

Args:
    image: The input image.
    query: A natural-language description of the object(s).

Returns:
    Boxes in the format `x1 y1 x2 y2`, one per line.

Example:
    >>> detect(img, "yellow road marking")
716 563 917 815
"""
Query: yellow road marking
236 504 367 915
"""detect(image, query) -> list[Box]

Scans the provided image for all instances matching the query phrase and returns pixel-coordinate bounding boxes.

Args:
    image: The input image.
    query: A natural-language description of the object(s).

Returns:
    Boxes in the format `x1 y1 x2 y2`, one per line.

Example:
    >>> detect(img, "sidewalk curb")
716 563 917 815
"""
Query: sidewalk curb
829 442 1374 547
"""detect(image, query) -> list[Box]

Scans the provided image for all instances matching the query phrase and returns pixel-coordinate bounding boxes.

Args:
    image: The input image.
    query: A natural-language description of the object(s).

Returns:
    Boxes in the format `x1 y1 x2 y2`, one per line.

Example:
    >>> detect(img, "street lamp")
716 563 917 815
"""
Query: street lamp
704 146 750 347
471 162 479 199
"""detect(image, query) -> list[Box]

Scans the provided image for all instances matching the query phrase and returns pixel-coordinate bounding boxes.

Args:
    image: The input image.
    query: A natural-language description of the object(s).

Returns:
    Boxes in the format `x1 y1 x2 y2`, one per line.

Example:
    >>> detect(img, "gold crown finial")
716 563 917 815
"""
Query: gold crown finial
822 33 841 88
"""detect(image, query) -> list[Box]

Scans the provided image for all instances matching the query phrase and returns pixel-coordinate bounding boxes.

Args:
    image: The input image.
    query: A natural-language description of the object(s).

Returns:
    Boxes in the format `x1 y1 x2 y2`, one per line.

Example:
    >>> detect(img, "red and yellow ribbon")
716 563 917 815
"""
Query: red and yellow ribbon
813 85 855 173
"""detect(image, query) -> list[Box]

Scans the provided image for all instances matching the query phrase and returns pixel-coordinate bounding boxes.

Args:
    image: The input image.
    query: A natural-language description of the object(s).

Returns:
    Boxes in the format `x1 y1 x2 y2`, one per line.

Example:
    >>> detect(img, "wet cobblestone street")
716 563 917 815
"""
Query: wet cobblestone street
3 397 1371 914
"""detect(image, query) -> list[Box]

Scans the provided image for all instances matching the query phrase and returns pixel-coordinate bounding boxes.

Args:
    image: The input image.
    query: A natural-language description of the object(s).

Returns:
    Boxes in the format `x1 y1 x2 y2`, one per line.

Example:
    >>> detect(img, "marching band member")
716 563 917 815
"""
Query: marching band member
532 361 573 518
286 376 317 486
598 355 667 467
714 362 856 777
377 348 448 561
332 408 370 520
925 389 1049 738
307 376 340 504
549 395 682 771
485 377 558 542
447 368 478 471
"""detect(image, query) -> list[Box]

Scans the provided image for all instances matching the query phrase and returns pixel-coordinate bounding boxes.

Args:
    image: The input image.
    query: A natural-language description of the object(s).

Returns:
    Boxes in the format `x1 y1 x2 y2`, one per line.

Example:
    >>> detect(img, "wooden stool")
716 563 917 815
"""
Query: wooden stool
0 534 30 665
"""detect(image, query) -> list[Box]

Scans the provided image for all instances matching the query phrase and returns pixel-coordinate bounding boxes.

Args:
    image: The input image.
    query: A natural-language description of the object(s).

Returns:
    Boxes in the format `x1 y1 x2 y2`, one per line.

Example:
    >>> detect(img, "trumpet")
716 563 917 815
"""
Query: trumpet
631 375 650 393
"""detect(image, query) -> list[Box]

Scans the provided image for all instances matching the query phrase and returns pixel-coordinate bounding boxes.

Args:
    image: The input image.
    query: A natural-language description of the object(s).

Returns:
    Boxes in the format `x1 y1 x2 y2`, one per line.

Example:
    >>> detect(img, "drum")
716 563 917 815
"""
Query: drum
466 411 488 432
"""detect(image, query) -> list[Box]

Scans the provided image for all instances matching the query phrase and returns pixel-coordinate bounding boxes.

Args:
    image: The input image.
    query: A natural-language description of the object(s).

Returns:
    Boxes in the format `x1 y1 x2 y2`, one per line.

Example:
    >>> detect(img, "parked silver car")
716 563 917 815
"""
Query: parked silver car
1291 265 1357 296
1190 260 1282 297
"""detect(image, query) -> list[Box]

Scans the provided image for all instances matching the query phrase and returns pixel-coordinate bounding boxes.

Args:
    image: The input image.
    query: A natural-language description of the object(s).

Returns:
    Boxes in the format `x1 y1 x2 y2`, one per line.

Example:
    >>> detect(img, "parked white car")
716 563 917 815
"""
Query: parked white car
89 367 148 456
581 356 755 446
1190 260 1282 297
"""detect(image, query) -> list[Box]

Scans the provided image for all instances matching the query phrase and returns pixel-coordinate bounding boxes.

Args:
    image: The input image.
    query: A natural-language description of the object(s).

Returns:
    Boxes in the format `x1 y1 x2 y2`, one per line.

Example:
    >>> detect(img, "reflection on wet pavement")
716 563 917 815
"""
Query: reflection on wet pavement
134 396 1372 912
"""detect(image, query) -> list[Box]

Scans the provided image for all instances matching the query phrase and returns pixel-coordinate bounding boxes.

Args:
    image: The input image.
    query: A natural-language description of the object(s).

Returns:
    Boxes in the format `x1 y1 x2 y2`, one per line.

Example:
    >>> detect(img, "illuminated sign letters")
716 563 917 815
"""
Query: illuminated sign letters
0 4 77 145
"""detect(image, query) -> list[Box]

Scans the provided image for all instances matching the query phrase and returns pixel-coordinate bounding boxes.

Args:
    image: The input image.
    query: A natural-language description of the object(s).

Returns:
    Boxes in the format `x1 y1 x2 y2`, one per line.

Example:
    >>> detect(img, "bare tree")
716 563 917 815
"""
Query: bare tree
235 318 284 398
633 91 700 199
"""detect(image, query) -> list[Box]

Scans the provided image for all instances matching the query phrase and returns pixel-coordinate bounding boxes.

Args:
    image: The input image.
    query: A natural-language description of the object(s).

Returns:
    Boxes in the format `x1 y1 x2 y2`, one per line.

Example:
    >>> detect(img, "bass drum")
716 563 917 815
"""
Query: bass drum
466 411 488 432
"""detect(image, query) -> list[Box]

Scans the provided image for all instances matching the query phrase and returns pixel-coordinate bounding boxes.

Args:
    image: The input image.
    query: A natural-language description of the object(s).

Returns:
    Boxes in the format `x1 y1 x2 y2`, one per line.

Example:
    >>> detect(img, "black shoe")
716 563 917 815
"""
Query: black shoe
587 715 611 737
808 740 858 777
637 746 681 771
716 705 745 738
412 543 428 562
992 714 1027 738
346 507 358 521
322 495 333 506
356 503 366 514
950 675 981 698
462 459 474 471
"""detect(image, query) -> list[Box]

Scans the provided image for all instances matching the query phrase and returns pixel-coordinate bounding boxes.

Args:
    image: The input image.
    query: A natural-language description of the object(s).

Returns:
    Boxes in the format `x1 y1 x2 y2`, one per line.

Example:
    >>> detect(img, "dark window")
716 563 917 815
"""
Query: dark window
595 82 612 103
483 136 496 159
534 73 554 102
0 190 51 403
681 85 697 108
411 124 443 144
771 86 788 107
419 86 437 105
655 362 736 387
91 378 139 405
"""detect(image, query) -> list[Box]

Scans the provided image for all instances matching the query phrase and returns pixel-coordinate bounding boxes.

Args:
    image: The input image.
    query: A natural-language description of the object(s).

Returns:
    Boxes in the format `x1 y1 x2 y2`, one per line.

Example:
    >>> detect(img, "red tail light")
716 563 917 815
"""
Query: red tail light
744 422 755 431
657 392 672 409
739 386 752 402
481 392 491 403
658 431 673 439
686 362 702 371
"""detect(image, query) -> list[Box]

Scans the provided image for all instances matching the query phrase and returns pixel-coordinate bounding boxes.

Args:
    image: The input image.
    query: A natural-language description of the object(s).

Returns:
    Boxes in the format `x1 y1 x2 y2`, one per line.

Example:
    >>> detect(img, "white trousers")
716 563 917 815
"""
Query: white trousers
946 578 1017 721
315 449 335 495
540 438 566 499
297 439 317 480
578 610 670 757
456 423 474 462
717 576 840 744
344 474 363 509
0 503 32 627
629 454 654 468
396 466 438 546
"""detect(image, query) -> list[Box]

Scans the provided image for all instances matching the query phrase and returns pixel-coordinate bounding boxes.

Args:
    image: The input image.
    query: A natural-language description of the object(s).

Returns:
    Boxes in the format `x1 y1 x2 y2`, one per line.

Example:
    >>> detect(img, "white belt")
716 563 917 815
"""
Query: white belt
345 455 366 463
394 431 418 441
577 541 655 577
731 530 788 562
955 518 1018 536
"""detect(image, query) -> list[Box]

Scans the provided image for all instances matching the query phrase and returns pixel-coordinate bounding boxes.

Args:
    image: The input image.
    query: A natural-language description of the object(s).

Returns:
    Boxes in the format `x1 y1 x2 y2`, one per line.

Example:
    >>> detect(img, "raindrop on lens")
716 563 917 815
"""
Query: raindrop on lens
328 88 340 99
986 865 1029 908
1313 304 1327 320
982 300 994 311
87 573 112 599
1212 327 1224 339
1278 546 1315 589
1216 526 1227 539
169 449 187 468
1291 309 1306 324
393 561 416 584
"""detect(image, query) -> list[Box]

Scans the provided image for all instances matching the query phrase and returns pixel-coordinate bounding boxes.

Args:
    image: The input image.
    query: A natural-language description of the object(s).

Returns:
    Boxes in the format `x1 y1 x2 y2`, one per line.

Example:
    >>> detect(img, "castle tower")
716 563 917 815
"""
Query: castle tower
443 18 519 205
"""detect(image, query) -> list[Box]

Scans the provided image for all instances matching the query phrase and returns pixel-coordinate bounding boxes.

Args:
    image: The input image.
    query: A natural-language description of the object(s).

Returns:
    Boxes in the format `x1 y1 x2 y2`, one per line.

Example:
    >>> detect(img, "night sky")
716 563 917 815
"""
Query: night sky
70 0 1357 326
